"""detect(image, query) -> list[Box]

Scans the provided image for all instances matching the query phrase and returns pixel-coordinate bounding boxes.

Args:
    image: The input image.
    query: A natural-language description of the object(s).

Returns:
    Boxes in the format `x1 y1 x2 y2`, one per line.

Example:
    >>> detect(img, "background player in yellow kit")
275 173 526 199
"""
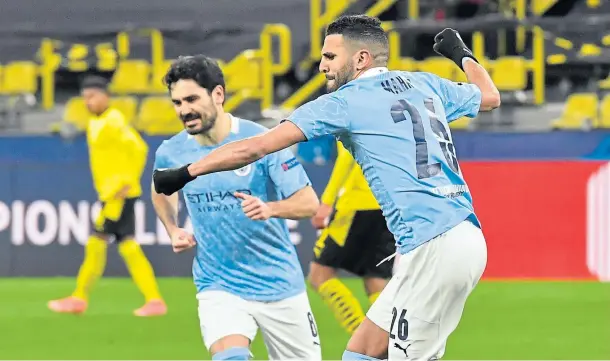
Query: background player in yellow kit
48 76 167 317
308 141 395 334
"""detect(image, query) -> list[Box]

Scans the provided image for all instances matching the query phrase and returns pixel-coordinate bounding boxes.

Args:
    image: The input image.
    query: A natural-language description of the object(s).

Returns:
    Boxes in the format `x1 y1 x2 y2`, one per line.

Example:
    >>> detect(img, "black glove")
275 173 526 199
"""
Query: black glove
433 28 478 71
153 164 196 195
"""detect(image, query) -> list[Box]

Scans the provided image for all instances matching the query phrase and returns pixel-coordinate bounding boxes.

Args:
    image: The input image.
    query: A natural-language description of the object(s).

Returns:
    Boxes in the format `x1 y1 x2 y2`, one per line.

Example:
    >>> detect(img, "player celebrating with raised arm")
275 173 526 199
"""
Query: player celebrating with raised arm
154 15 500 361
150 55 322 361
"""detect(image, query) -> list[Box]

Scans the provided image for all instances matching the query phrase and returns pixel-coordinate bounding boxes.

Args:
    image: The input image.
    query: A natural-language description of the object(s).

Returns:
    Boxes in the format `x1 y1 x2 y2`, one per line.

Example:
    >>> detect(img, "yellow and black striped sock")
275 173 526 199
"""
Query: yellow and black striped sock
72 235 108 301
118 239 163 302
318 278 365 334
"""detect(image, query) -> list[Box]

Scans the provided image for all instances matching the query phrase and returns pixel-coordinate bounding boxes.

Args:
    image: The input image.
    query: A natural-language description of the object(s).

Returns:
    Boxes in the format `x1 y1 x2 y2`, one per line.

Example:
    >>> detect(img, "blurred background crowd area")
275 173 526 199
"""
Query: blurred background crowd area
0 0 608 138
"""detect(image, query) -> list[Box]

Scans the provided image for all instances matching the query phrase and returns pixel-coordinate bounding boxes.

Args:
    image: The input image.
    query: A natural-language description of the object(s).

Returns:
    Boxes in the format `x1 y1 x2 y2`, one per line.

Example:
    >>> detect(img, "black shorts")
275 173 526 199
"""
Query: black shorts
94 197 137 241
313 209 396 278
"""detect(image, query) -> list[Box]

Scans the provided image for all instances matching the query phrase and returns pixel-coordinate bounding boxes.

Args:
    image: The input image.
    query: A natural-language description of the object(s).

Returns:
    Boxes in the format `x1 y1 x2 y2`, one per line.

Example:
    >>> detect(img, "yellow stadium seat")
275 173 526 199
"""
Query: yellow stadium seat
62 97 91 131
66 44 89 72
109 96 138 124
0 61 38 95
148 60 173 94
449 116 471 130
416 57 454 80
95 43 118 71
552 93 598 129
223 50 262 92
492 57 528 91
598 94 610 128
108 60 151 94
135 96 183 135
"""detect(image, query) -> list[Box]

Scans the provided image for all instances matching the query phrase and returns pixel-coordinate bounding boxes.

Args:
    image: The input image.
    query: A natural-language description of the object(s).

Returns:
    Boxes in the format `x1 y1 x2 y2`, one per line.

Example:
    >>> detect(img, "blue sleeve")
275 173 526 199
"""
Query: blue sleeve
283 92 349 140
435 76 482 122
267 148 312 198
413 72 481 122
153 144 170 170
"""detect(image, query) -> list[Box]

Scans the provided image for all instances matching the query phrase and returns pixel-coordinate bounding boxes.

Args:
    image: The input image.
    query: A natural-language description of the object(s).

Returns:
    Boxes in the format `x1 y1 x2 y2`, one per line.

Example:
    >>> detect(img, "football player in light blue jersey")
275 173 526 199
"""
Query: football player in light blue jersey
153 16 501 361
150 55 322 361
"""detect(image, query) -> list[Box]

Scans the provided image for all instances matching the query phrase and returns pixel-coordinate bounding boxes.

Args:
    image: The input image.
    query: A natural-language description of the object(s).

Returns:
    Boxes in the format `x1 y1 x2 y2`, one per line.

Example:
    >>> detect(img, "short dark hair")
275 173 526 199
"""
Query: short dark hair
326 14 388 47
163 55 225 93
81 75 109 92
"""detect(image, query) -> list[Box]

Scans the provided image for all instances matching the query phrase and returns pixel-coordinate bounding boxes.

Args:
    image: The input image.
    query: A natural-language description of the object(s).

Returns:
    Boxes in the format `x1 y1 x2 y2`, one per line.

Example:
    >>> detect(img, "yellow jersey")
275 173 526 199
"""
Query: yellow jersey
86 108 148 202
320 142 379 211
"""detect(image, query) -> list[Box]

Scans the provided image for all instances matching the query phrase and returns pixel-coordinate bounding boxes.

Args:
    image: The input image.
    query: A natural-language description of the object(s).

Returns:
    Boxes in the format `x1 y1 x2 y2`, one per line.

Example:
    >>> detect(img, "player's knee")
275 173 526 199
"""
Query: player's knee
362 277 388 296
210 335 250 358
307 262 336 290
211 346 250 360
345 318 388 359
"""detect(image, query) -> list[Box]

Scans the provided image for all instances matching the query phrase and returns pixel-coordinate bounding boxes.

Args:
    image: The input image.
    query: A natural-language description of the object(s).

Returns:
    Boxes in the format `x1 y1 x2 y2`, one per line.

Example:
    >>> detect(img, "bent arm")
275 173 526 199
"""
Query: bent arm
462 58 500 111
151 181 179 234
268 186 320 220
187 121 306 177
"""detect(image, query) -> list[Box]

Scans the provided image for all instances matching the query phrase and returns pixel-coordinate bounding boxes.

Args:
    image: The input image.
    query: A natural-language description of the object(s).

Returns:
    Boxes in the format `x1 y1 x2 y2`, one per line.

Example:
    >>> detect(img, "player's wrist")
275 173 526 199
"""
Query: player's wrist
455 52 478 71
267 201 279 218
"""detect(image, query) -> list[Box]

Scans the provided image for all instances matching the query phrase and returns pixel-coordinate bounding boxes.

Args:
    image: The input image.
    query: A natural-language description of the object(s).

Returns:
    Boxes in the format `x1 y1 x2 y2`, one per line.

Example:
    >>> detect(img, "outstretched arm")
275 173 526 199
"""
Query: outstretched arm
187 121 306 177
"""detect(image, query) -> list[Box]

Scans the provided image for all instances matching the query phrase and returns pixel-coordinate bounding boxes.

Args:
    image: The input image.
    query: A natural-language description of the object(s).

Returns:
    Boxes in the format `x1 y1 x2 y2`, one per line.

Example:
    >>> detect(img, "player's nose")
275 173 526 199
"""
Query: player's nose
319 61 329 73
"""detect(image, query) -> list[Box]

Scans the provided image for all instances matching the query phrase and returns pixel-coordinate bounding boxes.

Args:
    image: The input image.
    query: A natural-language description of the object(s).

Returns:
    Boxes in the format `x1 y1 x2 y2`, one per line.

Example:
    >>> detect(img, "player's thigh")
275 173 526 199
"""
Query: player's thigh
93 198 132 240
114 197 137 241
196 290 258 353
387 220 487 360
253 292 322 361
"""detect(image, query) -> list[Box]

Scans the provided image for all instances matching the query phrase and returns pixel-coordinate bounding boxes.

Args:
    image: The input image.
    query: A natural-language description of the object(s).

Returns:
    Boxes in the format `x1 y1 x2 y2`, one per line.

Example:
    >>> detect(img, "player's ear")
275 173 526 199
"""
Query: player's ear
355 49 372 71
211 85 225 105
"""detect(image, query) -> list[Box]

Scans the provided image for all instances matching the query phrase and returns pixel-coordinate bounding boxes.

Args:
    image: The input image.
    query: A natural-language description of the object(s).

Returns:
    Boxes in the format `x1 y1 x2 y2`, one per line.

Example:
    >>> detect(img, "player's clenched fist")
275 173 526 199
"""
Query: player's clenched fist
433 28 479 70
170 228 196 253
235 192 272 221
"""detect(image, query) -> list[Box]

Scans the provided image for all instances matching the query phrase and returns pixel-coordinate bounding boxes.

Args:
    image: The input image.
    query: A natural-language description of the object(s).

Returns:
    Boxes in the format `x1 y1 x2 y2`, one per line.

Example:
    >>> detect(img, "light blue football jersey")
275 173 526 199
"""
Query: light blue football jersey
154 116 310 301
286 69 482 254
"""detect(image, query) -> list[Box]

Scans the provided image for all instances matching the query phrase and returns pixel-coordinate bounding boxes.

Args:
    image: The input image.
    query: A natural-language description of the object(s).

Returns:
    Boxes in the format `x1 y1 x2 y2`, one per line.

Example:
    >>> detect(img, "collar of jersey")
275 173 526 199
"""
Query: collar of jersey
358 67 389 79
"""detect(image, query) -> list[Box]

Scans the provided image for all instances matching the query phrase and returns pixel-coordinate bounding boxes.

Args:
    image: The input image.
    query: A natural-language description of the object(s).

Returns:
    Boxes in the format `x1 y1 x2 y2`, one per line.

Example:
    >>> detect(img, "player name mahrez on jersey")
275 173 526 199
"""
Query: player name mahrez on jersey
431 184 469 198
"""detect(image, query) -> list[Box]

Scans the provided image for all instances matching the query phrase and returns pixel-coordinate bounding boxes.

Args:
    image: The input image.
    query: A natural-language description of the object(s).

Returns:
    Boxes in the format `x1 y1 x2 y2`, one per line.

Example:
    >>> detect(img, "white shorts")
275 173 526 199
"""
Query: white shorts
196 290 322 360
367 220 487 360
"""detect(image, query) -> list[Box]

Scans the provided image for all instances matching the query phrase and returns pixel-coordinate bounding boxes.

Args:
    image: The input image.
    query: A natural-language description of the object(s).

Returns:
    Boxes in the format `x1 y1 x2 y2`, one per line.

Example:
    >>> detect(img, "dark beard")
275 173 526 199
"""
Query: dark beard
182 111 216 135
327 64 354 92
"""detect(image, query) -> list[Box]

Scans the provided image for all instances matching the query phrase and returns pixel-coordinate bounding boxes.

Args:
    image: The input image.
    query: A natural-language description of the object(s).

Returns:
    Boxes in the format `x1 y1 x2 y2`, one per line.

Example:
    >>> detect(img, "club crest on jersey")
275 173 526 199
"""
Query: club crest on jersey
233 164 252 176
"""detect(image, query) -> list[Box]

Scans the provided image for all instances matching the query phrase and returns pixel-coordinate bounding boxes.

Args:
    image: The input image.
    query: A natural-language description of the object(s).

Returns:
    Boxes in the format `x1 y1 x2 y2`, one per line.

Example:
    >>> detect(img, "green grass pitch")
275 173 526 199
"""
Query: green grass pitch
0 278 608 360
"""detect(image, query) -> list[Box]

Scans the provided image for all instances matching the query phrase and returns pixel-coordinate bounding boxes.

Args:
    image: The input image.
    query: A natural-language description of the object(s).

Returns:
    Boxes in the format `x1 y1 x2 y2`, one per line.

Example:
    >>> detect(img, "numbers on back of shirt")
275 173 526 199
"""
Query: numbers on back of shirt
390 98 459 178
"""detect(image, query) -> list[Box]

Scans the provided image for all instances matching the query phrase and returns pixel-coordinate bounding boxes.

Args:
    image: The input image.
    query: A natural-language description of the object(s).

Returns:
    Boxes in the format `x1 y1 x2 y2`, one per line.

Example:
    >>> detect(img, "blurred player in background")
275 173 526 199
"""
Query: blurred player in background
151 55 322 361
153 14 501 360
48 76 166 317
309 141 394 334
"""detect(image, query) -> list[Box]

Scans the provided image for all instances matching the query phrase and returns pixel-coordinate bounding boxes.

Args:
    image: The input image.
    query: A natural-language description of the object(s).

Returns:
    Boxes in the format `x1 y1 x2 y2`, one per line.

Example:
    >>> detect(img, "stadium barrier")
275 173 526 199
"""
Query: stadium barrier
1 133 610 281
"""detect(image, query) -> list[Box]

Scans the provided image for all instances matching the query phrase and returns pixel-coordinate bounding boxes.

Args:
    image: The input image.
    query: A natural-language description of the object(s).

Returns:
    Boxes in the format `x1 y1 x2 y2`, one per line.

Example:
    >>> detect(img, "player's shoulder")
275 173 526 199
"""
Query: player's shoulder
155 130 189 156
104 108 127 125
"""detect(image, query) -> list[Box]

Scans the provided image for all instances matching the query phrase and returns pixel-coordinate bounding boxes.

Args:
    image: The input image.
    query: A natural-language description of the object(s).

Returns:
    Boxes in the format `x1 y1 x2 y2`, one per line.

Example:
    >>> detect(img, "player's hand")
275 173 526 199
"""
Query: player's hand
234 192 272 221
170 228 196 253
311 203 333 229
114 185 131 200
433 28 478 70
153 164 196 196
